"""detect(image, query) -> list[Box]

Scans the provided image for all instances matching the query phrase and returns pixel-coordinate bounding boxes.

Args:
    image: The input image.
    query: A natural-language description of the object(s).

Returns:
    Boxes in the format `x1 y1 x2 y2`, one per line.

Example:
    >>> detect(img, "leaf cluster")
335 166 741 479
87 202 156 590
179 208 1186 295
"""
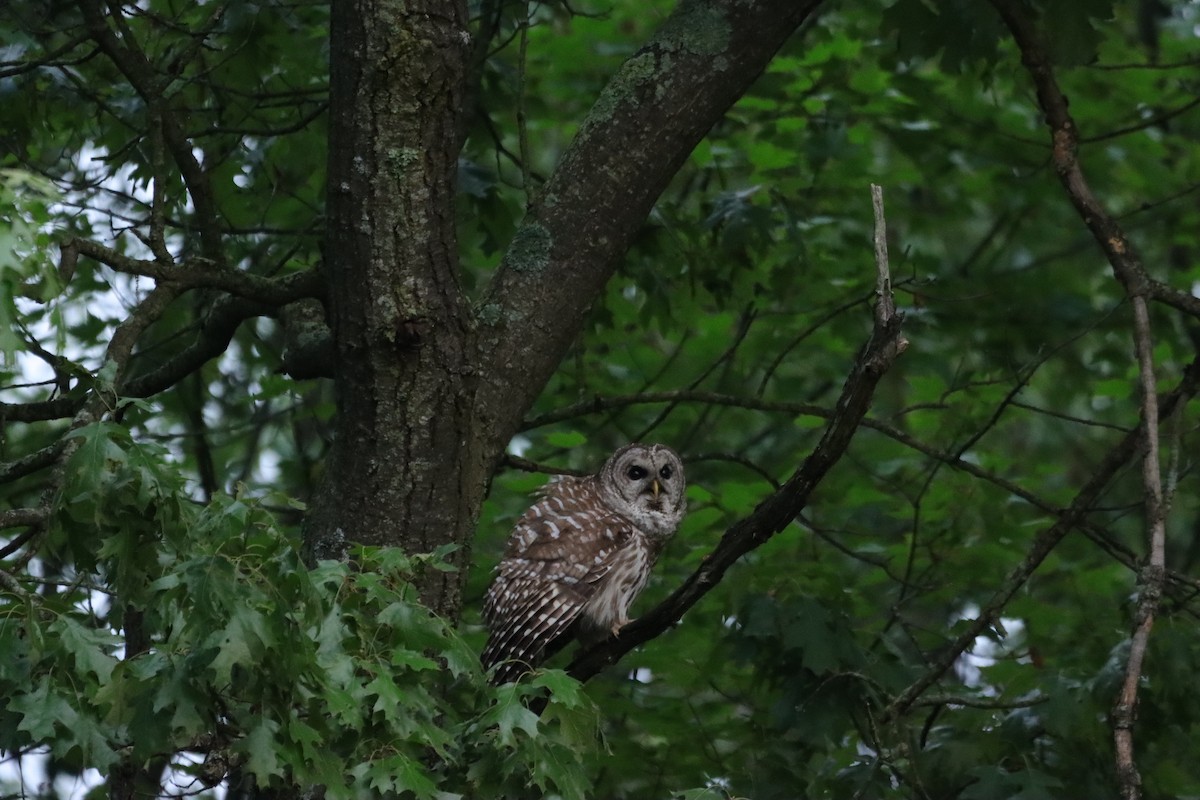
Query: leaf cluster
1 424 598 798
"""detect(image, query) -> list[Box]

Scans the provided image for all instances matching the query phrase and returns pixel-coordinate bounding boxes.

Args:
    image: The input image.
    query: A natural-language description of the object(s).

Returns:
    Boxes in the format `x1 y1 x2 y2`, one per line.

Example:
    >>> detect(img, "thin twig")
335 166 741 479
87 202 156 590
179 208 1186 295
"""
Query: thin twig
0 567 41 603
883 356 1200 723
498 454 589 477
516 384 1200 604
912 693 1047 710
516 1 533 204
62 238 322 305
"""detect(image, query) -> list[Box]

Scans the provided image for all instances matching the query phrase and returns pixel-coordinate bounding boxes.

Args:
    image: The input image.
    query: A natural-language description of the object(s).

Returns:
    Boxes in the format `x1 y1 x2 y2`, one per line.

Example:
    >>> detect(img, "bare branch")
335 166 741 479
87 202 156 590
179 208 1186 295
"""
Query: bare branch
0 520 45 560
0 508 49 530
566 186 905 683
62 239 325 306
0 442 68 484
0 396 85 423
516 1 533 203
871 184 898 327
687 452 781 490
521 382 1200 601
1111 296 1169 800
498 454 589 478
76 0 226 261
123 296 283 397
989 0 1200 327
912 693 1048 710
988 7 1182 794
521 390 827 431
0 566 41 604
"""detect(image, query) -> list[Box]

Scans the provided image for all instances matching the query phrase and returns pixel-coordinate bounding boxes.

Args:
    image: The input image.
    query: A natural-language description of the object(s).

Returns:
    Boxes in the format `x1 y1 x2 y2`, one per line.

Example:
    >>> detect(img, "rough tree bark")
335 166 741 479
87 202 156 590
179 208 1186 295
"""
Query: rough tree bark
307 0 484 616
306 0 824 618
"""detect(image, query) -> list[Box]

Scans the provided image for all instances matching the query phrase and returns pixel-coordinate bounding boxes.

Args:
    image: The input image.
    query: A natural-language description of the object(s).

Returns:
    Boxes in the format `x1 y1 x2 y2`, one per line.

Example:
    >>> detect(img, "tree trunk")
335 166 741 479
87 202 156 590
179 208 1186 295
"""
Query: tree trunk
307 0 484 616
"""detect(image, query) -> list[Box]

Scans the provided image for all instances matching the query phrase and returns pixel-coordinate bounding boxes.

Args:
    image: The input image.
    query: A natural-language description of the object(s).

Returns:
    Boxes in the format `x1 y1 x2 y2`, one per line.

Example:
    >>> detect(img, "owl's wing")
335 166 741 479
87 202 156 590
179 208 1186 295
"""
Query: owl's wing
481 481 632 683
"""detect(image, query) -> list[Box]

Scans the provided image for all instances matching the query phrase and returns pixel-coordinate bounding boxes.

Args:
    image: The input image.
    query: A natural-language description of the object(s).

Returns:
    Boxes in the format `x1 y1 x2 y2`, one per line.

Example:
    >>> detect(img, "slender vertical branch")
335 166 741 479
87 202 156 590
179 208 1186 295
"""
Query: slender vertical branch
871 184 895 325
516 0 533 203
987 6 1179 795
146 104 172 264
884 356 1200 723
1112 296 1168 800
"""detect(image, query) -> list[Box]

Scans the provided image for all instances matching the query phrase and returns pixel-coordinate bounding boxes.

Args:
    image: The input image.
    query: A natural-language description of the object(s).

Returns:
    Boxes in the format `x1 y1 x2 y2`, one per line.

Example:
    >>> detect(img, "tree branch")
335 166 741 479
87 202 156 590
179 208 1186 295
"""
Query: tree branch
521 390 828 432
567 185 905 682
516 383 1200 604
989 7 1180 794
498 454 589 477
0 396 86 423
62 238 325 306
1111 295 1169 800
912 693 1048 710
123 296 283 397
76 0 226 263
989 0 1195 317
1 291 328 433
0 442 67 484
0 508 49 530
476 0 826 453
884 356 1200 722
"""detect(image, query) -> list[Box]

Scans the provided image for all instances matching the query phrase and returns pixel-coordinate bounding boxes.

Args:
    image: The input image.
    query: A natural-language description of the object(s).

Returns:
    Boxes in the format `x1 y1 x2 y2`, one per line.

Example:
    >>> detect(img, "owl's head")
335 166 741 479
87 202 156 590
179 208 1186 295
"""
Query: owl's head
598 443 687 539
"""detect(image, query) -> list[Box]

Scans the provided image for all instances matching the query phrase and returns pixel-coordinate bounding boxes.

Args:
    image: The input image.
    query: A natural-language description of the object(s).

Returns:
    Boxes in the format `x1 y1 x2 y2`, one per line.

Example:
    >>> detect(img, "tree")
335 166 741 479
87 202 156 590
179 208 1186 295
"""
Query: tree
2 0 1200 798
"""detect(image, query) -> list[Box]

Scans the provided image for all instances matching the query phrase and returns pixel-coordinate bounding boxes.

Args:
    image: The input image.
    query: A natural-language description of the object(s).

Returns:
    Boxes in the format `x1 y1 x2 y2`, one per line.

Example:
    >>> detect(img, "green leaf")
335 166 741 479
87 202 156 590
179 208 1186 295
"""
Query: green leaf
530 669 588 709
545 430 587 448
389 648 440 673
238 718 283 781
13 679 77 741
51 616 119 683
366 671 405 718
490 685 540 747
208 606 269 683
368 753 439 798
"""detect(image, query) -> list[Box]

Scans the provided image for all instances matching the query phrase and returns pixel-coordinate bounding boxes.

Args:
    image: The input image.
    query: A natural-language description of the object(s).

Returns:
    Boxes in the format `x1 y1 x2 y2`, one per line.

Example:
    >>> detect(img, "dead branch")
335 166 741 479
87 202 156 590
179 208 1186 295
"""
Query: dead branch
1111 296 1169 800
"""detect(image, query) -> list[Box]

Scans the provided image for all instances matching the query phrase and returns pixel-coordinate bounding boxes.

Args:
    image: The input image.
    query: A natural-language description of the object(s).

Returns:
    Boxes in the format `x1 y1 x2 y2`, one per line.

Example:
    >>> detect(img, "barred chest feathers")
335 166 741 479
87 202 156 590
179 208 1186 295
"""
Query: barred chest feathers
577 531 657 642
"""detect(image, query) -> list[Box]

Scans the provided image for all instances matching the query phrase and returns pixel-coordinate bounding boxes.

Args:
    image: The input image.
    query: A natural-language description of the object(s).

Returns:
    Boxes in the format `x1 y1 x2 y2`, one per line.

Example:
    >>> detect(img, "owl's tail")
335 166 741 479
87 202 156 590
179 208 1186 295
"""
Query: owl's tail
480 635 540 685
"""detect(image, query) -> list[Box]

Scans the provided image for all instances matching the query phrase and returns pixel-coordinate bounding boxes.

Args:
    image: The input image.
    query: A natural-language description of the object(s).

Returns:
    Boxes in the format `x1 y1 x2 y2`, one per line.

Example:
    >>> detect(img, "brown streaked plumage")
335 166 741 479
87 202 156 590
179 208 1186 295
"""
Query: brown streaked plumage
481 443 686 684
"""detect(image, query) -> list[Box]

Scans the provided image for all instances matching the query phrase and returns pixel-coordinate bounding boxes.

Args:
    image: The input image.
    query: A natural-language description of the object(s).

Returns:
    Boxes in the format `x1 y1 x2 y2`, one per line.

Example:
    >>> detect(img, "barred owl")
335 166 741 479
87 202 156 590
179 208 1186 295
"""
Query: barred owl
482 443 687 684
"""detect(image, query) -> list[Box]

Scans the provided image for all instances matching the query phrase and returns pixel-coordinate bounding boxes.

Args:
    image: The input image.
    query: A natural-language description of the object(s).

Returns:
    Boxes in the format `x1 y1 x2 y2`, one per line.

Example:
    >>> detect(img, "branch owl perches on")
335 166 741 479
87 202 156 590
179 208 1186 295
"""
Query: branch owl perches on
481 443 686 684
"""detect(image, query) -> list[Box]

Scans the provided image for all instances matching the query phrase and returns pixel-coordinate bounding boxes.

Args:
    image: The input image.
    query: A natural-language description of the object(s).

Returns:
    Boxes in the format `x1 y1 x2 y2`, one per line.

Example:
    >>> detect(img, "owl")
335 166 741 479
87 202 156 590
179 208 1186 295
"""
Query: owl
481 443 687 684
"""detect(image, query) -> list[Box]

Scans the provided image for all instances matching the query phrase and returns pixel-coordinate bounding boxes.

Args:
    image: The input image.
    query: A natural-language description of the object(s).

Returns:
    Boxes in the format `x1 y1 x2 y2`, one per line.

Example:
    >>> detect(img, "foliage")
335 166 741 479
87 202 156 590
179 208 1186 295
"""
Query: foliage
1 422 596 797
3 0 1200 798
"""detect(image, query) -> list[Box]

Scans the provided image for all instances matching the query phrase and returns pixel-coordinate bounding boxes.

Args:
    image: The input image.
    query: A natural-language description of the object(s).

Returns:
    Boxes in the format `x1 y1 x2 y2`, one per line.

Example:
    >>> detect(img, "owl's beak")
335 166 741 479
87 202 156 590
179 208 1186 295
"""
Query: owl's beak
650 479 661 499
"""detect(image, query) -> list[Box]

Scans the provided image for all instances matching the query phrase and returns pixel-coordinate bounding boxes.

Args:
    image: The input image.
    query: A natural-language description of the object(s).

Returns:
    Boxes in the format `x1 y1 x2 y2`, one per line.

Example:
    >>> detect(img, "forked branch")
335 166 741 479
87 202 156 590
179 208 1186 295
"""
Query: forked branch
990 4 1177 796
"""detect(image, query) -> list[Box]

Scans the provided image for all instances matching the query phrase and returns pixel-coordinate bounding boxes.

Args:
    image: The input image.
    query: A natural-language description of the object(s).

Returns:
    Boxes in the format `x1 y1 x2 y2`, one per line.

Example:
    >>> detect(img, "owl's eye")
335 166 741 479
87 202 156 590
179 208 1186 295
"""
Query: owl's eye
659 464 673 480
626 465 648 480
